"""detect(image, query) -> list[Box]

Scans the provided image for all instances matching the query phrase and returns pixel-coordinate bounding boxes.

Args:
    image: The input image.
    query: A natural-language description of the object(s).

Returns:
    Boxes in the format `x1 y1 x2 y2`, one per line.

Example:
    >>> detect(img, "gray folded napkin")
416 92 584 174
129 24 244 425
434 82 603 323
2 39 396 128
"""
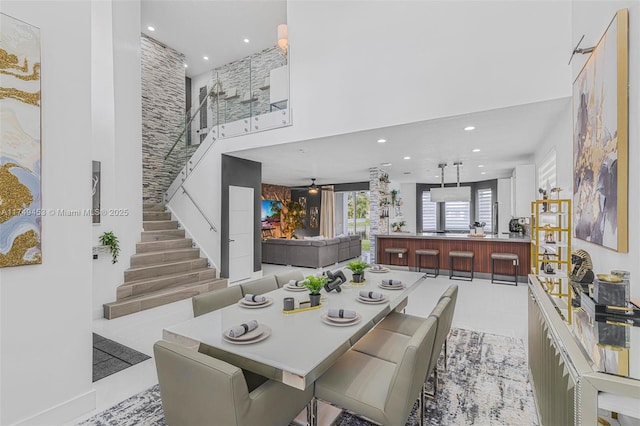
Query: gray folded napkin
359 290 383 300
244 294 266 303
227 320 259 338
328 309 357 319
382 279 402 286
288 279 309 287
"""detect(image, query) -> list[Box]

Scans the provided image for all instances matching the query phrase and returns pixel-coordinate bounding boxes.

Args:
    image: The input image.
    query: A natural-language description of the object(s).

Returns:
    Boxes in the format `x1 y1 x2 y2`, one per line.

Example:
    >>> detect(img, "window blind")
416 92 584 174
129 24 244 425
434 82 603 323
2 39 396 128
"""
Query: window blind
476 188 493 233
445 201 470 231
538 150 557 191
421 191 437 231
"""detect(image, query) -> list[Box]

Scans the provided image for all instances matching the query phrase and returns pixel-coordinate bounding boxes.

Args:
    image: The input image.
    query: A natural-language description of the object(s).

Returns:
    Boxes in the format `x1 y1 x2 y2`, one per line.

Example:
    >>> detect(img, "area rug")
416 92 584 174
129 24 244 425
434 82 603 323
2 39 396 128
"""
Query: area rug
79 328 537 425
93 333 150 382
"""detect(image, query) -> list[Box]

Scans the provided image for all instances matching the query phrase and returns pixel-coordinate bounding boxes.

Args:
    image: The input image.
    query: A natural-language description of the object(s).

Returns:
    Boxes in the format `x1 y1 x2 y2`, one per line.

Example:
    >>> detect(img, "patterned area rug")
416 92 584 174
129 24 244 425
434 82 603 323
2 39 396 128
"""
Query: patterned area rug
78 328 537 426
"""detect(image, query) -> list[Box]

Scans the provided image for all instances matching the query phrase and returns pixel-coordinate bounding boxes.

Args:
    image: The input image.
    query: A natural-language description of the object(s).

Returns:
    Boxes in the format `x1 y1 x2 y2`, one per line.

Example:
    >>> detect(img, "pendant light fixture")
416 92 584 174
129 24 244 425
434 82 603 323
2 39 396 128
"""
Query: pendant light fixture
430 162 471 202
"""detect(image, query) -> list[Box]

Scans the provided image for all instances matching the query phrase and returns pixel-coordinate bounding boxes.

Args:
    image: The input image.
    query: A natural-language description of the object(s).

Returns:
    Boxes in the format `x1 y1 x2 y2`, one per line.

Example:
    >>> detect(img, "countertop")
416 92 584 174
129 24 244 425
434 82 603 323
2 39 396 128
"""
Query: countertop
376 232 531 243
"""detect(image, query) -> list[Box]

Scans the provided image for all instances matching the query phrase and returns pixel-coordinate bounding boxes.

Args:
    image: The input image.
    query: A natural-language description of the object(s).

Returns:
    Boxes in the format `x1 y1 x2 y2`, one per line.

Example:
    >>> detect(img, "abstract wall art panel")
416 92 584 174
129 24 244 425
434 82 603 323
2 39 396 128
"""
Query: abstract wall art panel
573 9 628 252
0 13 42 267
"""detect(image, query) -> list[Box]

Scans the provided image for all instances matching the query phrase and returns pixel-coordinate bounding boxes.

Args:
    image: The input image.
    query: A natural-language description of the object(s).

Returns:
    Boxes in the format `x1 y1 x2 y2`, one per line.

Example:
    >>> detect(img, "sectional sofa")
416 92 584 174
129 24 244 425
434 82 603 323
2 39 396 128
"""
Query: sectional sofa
261 235 361 268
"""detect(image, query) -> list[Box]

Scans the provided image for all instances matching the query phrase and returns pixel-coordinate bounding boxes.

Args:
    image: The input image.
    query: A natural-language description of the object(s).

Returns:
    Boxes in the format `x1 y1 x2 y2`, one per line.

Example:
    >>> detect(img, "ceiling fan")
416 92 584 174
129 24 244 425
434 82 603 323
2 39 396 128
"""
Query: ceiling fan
290 178 327 194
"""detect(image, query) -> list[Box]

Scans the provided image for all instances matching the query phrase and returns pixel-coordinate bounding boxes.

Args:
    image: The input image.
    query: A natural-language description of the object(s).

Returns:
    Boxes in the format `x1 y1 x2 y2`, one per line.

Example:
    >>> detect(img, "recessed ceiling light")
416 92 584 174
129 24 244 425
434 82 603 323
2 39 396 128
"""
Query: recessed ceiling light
434 175 439 178
464 126 476 131
183 63 188 68
380 162 392 167
147 26 155 32
377 139 386 143
403 156 411 160
203 56 209 60
481 172 486 175
478 165 485 168
243 38 250 43
472 148 480 153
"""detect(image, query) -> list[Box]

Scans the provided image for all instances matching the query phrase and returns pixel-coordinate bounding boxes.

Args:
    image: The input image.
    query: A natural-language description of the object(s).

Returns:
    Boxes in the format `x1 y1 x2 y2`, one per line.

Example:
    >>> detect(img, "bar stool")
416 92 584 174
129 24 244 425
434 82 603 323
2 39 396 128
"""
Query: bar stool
449 251 474 281
415 249 439 277
384 247 408 266
491 253 519 285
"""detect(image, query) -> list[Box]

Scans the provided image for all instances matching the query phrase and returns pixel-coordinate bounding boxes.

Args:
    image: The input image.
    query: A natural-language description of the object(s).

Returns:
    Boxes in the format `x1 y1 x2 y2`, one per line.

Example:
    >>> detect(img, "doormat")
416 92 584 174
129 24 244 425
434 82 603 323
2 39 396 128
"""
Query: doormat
93 333 150 382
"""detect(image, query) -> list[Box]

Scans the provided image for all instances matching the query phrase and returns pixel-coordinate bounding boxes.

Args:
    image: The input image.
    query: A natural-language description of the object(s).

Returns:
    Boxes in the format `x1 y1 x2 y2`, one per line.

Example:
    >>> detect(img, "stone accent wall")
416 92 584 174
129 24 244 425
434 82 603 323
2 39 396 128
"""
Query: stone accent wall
141 35 192 202
369 168 390 264
205 47 286 127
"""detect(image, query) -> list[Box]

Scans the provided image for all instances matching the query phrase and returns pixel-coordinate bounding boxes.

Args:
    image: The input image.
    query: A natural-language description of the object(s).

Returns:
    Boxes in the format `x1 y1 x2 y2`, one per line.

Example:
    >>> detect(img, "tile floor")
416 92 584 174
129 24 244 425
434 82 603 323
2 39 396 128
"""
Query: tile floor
68 263 530 425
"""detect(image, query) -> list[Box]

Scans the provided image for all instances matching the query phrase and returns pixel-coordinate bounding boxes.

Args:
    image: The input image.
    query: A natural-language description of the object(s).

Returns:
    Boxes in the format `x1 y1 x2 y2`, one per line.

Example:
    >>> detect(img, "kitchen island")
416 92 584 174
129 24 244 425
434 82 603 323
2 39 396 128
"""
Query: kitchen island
376 233 531 282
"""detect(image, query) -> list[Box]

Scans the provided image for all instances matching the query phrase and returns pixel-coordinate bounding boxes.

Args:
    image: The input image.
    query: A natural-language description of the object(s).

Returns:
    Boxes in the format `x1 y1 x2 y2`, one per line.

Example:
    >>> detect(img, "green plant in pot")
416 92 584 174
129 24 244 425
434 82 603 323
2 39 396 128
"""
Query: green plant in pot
304 275 327 307
99 231 120 264
347 259 369 283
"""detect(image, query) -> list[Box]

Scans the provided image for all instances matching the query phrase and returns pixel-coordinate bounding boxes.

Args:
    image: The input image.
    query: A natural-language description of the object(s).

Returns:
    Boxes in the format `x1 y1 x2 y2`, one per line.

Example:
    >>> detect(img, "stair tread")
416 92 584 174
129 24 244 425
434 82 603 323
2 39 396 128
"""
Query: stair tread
106 278 226 305
118 267 215 287
132 247 198 257
125 257 207 273
142 229 183 233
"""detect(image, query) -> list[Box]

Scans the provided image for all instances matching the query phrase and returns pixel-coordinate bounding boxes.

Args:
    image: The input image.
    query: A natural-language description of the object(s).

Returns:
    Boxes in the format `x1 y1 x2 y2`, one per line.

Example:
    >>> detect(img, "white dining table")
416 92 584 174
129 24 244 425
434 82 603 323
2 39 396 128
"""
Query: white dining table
163 268 426 390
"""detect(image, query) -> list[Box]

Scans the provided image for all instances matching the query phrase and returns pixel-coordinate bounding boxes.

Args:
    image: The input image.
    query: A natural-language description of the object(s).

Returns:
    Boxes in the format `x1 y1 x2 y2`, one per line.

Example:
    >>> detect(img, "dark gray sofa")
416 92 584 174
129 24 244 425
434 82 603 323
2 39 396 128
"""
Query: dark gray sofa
262 236 360 268
339 235 362 261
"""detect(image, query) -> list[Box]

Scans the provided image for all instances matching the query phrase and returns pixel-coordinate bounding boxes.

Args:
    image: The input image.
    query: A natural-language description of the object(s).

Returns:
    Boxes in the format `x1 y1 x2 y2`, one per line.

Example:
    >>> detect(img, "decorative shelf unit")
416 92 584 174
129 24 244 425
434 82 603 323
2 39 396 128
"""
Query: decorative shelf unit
531 199 572 322
378 180 390 234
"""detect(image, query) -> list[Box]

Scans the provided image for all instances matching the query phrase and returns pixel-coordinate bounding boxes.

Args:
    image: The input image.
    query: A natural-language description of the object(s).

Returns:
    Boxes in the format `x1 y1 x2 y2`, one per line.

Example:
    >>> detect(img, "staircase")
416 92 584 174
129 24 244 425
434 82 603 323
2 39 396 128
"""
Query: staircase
103 202 226 319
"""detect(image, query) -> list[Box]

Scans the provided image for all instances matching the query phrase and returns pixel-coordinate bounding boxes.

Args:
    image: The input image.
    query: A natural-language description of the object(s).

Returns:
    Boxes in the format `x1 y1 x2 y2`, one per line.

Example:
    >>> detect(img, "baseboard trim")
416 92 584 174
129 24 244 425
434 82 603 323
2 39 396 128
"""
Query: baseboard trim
13 389 95 426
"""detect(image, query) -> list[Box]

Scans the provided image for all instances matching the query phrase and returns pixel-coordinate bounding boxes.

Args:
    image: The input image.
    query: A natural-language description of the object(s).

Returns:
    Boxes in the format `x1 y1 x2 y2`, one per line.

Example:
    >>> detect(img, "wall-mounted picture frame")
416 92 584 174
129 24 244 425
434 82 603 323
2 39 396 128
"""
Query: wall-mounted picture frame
573 8 628 252
298 196 307 216
0 13 42 268
310 206 319 228
92 161 101 224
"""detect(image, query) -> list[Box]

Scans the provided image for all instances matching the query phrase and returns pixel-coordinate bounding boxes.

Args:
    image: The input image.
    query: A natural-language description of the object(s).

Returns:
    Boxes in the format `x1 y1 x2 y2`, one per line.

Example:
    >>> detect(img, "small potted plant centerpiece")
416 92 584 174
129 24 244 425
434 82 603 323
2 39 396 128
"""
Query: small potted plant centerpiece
303 275 328 307
347 259 369 283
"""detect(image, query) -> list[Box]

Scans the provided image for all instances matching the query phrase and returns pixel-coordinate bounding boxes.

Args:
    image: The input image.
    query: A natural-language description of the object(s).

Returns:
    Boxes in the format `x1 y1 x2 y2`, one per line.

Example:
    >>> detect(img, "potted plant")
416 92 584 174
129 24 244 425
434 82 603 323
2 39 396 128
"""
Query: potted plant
391 217 406 232
346 259 369 283
99 231 120 264
273 200 305 239
303 275 327 306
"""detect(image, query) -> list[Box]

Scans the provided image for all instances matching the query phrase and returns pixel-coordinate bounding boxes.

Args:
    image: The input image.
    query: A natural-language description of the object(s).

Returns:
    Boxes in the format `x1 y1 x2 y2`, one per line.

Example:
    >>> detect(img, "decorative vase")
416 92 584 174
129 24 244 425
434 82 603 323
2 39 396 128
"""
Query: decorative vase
309 293 321 307
352 272 365 283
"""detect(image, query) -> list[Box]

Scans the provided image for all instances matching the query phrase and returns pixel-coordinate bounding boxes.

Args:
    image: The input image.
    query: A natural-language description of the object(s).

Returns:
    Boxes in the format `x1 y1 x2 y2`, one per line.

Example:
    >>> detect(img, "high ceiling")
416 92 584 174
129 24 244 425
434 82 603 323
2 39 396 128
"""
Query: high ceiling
141 0 287 77
228 97 571 187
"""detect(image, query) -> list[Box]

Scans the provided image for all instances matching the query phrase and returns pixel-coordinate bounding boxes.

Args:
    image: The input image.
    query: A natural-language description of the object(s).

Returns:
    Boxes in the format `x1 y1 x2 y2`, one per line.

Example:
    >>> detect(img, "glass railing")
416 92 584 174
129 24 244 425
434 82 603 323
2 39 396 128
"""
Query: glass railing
162 46 290 202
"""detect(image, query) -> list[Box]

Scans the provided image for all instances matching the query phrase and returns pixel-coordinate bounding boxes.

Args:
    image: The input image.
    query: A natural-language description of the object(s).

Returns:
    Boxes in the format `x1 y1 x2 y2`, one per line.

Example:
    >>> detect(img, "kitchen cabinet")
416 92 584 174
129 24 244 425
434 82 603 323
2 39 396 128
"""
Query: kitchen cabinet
513 164 535 217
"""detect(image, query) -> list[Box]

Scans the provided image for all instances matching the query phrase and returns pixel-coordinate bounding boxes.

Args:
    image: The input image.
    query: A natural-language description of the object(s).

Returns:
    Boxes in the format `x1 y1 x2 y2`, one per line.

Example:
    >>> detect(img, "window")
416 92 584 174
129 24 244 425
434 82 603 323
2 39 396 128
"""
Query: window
538 149 557 191
476 188 493 233
445 201 470 231
421 191 437 231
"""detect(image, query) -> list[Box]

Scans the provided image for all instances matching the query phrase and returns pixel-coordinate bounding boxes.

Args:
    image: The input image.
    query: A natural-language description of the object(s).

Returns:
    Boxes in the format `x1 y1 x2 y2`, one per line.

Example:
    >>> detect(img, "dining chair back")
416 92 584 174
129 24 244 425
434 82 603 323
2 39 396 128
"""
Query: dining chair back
154 340 313 426
192 285 243 317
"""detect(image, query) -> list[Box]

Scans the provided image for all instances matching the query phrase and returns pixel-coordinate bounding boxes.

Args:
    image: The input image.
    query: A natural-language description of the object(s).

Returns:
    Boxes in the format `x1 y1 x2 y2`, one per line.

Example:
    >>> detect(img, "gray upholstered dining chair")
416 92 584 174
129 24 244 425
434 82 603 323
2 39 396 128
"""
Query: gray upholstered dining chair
314 316 437 426
154 340 313 426
274 269 305 287
354 285 458 397
240 275 279 295
192 285 244 317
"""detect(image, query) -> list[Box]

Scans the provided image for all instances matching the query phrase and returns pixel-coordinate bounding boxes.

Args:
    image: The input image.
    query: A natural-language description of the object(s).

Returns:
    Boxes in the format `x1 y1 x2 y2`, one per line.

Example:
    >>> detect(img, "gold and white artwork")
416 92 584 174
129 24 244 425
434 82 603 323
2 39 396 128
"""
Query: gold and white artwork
0 13 41 267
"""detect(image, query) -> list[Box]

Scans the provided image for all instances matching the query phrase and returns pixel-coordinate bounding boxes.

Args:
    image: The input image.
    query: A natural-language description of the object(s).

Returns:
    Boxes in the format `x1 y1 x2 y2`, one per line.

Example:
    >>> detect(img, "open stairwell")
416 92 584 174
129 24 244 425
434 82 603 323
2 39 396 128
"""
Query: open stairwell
103 202 226 319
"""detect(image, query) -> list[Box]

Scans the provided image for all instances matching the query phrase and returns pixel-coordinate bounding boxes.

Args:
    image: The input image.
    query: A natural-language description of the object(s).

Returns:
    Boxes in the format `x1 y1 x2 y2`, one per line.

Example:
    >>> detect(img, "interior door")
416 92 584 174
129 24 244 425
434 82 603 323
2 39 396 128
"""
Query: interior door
229 186 254 283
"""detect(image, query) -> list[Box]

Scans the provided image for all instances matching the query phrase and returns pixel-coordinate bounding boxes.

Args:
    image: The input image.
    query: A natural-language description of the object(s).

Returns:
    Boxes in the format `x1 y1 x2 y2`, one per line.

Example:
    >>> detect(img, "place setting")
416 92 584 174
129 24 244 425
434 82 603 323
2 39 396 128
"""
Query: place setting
238 293 273 309
283 279 309 292
378 279 405 290
320 308 362 327
367 264 390 273
223 320 271 345
356 290 388 304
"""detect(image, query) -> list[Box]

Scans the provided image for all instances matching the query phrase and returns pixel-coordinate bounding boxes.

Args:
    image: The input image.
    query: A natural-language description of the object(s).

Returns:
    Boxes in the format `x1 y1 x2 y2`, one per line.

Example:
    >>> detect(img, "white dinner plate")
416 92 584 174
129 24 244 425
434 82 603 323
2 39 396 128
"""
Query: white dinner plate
378 283 405 290
357 296 387 304
284 284 307 292
367 267 390 273
223 324 271 344
238 298 273 309
320 312 362 327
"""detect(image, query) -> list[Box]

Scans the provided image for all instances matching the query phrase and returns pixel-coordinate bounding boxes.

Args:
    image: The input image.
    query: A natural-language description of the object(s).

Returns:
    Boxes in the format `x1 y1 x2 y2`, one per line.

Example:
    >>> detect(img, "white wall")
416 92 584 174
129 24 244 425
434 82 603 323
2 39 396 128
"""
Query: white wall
399 183 417 233
91 0 142 319
0 1 94 424
535 1 639 301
